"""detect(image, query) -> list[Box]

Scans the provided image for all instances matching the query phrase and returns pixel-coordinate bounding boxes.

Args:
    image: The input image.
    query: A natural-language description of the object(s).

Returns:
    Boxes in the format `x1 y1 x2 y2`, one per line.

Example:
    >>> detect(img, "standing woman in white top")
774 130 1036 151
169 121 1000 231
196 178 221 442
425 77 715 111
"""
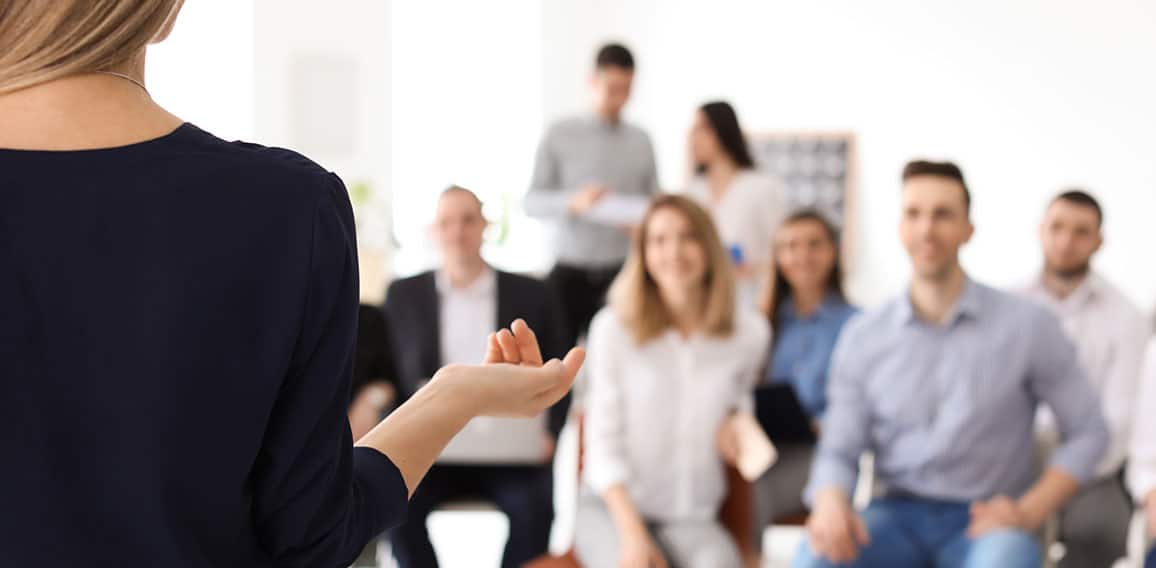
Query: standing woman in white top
574 195 770 568
684 101 786 306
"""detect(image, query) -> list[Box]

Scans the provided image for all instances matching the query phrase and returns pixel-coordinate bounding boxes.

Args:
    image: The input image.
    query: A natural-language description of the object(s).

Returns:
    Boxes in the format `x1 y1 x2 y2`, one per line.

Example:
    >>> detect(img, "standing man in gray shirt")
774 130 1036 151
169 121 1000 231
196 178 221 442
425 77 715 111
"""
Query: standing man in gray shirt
525 43 659 346
794 161 1109 568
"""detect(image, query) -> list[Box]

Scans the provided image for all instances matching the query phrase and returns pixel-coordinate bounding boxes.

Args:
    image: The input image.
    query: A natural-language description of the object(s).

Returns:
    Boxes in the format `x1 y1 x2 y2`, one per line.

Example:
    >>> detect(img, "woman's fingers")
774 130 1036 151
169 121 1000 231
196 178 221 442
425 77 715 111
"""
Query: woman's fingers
471 345 585 418
532 360 574 403
510 319 544 366
483 332 503 364
496 328 521 364
528 349 585 412
560 347 586 382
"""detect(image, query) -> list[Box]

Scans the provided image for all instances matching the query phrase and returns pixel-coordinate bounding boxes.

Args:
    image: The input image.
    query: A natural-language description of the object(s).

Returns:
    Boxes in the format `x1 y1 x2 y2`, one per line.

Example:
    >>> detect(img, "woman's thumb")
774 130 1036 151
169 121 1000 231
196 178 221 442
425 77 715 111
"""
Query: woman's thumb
560 347 586 380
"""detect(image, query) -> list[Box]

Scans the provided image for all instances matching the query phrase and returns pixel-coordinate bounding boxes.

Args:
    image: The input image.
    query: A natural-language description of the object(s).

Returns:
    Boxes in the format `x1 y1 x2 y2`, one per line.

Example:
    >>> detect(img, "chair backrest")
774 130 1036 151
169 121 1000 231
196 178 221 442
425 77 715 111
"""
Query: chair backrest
719 464 757 559
1125 509 1151 568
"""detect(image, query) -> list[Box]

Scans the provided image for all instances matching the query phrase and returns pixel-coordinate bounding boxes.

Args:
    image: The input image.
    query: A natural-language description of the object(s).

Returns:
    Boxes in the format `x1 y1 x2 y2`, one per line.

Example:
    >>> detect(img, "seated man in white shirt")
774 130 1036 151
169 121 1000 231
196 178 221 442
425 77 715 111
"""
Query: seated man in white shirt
384 187 569 568
1020 190 1149 568
1130 334 1156 565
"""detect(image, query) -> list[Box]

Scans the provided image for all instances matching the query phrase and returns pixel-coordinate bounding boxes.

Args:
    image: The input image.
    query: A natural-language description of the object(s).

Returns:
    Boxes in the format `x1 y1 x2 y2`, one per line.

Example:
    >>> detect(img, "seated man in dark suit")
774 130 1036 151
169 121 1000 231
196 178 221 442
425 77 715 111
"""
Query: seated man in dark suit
384 186 569 568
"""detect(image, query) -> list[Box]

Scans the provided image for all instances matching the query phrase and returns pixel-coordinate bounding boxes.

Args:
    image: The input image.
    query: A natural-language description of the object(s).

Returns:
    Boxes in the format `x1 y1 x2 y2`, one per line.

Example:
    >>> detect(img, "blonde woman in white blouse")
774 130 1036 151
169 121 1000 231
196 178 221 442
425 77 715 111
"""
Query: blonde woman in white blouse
683 101 786 306
574 195 770 568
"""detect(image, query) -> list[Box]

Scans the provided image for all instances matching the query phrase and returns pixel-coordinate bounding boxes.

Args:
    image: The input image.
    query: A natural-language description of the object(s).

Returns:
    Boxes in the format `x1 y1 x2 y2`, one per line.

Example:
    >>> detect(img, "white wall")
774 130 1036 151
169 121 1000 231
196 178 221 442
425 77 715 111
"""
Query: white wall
542 0 1156 311
390 1 546 278
253 0 392 303
147 0 253 141
251 1 547 297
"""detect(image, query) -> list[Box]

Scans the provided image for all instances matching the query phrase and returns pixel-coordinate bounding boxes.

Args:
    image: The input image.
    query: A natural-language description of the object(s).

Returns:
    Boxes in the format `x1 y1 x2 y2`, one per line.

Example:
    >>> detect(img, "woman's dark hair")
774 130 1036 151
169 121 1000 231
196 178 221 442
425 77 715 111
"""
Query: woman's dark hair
763 209 846 343
695 101 755 173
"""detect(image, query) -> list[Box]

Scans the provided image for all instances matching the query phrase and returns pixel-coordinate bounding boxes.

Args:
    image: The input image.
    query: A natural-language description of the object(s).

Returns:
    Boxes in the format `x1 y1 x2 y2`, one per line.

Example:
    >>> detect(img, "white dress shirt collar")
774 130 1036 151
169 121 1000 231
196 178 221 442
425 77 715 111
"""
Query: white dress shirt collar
1028 270 1104 311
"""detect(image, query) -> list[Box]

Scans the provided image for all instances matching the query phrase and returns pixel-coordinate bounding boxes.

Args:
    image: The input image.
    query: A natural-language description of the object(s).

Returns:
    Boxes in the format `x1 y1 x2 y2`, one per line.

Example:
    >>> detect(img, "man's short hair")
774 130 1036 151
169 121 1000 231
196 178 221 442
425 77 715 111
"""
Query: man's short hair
901 160 971 215
1052 189 1103 226
595 43 634 71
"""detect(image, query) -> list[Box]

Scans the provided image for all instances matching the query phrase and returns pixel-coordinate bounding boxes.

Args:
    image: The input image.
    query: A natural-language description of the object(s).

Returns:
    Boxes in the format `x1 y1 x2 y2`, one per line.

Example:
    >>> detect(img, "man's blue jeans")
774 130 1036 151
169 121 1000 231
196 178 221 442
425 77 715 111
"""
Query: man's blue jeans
792 497 1041 568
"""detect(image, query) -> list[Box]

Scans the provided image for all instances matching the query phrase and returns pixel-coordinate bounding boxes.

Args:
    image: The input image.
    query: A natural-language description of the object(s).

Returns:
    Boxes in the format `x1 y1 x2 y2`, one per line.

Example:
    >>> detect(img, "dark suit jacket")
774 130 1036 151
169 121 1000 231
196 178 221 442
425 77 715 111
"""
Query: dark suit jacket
382 269 571 437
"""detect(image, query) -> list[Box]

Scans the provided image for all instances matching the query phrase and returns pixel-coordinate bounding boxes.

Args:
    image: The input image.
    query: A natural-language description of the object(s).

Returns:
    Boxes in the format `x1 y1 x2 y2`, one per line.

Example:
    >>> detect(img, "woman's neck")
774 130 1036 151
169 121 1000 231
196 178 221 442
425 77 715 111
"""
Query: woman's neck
791 286 827 316
662 286 705 337
0 54 181 150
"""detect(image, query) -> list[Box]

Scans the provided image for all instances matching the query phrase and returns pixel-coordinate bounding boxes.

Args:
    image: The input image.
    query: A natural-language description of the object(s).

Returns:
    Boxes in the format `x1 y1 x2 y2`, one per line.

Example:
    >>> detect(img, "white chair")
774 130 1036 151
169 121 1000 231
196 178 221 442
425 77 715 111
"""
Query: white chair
1117 508 1150 568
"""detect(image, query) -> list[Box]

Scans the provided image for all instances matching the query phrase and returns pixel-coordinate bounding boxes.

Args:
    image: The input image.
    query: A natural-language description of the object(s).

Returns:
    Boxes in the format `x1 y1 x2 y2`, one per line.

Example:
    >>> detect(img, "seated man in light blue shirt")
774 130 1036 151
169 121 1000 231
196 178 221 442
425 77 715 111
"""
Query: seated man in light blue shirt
795 160 1110 568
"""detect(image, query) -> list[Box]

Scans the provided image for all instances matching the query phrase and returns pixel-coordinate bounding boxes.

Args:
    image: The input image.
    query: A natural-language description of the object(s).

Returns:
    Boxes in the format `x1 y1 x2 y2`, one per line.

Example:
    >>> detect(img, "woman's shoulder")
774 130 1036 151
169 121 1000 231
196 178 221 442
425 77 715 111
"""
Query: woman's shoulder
589 306 628 341
736 169 779 188
825 295 860 320
732 308 771 348
171 123 345 204
680 175 709 200
733 170 784 207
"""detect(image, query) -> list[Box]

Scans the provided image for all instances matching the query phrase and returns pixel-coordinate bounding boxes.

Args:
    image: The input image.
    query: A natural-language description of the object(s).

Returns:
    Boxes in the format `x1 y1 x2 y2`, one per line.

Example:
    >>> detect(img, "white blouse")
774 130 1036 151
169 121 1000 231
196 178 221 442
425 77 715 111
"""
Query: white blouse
684 171 785 267
582 307 770 522
1129 337 1156 503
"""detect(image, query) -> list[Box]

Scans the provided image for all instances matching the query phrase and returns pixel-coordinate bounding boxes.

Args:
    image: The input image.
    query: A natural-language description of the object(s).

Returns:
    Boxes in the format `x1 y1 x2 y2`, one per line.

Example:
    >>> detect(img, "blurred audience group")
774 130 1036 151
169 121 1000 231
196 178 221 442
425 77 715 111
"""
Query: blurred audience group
351 44 1156 568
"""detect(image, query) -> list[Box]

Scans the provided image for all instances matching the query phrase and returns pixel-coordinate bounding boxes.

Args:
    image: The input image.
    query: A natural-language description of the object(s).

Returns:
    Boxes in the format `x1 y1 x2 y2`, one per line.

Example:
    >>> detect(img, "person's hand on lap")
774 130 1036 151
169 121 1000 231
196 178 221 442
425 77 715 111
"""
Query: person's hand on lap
967 495 1032 538
716 416 740 466
806 488 870 563
618 522 668 568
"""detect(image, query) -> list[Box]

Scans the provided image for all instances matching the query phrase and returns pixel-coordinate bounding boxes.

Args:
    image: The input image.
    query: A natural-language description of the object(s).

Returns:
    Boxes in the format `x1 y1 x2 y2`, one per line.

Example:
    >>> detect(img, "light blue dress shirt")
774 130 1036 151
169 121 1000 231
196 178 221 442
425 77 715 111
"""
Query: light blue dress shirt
806 278 1108 504
765 293 859 418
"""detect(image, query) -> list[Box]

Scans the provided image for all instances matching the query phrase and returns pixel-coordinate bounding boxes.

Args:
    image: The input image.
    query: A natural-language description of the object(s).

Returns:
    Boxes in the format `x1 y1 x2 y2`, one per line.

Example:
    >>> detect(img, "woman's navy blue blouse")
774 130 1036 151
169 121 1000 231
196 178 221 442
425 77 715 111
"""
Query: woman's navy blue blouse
0 124 407 567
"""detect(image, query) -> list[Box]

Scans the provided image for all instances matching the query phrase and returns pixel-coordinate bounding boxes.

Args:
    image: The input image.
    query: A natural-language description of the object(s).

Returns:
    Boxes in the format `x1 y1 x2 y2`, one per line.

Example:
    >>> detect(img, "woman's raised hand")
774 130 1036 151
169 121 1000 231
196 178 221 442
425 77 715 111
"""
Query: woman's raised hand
436 319 585 419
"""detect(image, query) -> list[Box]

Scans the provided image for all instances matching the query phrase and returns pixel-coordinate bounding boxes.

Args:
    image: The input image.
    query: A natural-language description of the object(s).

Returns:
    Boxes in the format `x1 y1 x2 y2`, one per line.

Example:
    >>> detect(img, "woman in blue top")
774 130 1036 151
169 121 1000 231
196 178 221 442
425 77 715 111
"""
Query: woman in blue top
0 2 583 567
752 209 858 551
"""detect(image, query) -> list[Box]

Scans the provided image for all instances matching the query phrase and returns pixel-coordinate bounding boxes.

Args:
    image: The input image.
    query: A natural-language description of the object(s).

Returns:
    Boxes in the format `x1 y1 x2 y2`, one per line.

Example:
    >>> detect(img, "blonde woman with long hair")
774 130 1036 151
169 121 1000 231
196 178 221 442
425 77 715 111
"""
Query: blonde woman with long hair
575 195 769 568
0 2 582 566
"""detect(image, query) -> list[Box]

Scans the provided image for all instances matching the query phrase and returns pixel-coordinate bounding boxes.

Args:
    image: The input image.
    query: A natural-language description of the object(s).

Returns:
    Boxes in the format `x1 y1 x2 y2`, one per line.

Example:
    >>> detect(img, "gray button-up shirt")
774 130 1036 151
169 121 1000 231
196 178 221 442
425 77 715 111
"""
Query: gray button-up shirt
806 278 1109 504
525 115 659 267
